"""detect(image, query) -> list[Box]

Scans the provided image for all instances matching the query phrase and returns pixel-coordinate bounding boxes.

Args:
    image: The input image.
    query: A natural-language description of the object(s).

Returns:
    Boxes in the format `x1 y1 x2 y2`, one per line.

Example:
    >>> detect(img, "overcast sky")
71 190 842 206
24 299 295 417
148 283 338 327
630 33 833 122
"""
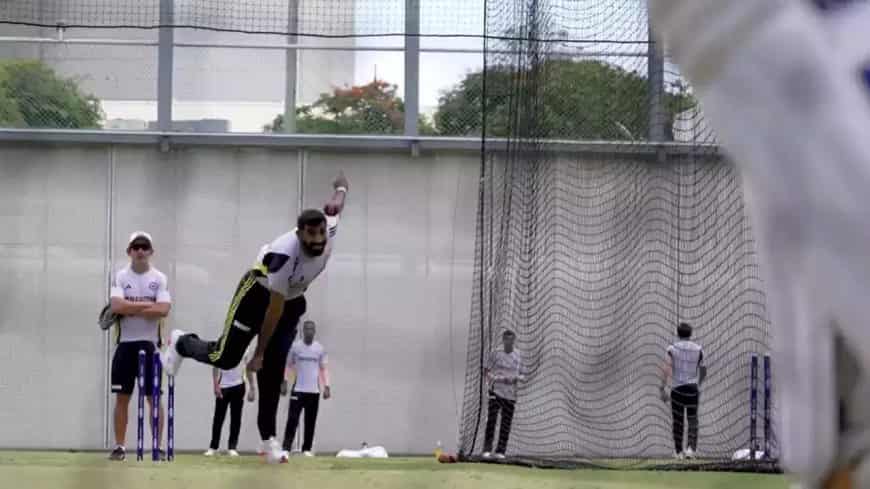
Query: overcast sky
352 0 485 110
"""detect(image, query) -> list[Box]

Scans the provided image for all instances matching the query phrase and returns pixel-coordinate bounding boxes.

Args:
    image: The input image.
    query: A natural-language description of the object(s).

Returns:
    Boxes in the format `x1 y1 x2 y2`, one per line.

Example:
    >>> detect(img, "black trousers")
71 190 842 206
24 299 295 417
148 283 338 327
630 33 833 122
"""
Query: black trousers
282 391 320 452
209 383 245 450
483 392 516 454
175 269 306 440
671 383 700 453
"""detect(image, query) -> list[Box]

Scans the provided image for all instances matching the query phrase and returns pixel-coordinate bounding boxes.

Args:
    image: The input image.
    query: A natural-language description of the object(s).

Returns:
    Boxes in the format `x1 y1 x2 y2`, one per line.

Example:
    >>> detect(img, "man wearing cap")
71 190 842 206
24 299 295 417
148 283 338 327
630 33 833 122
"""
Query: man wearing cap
106 231 172 461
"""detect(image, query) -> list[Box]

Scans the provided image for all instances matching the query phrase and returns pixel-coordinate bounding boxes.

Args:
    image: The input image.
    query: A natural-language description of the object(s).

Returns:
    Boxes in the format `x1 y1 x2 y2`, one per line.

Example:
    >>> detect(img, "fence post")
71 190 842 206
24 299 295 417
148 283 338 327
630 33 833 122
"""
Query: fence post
284 0 299 133
404 0 421 137
647 18 665 143
157 0 174 132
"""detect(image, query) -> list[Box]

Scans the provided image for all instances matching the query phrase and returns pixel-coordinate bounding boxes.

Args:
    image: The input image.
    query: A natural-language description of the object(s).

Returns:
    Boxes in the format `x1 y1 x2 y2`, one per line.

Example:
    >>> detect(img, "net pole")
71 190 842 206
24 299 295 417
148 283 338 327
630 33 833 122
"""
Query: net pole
283 0 298 133
466 0 492 457
647 17 665 142
750 353 758 460
403 0 420 136
764 353 771 459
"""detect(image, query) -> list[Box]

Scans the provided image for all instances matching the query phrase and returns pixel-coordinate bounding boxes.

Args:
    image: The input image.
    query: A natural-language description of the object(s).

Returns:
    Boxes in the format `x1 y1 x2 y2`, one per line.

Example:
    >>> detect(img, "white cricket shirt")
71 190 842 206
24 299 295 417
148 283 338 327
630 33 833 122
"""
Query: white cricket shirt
667 340 704 387
255 215 339 300
288 340 327 394
110 265 171 344
488 349 521 401
218 344 254 389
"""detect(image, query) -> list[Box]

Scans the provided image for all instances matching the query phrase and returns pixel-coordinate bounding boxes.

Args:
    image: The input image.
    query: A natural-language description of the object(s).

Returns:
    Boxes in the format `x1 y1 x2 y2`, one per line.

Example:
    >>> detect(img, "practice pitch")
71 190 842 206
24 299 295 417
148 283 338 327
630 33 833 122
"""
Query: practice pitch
0 451 790 489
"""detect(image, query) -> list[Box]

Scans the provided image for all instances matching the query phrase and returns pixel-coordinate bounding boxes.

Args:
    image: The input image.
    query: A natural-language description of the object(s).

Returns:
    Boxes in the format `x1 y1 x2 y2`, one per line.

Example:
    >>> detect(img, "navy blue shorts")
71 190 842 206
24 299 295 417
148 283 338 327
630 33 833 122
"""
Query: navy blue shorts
111 341 161 396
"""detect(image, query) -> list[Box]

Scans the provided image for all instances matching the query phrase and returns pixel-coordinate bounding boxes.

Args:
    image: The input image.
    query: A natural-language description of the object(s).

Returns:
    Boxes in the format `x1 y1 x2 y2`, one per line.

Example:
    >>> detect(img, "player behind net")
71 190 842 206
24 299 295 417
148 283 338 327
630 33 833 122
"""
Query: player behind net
648 1 870 487
161 171 348 461
482 330 524 459
660 322 706 460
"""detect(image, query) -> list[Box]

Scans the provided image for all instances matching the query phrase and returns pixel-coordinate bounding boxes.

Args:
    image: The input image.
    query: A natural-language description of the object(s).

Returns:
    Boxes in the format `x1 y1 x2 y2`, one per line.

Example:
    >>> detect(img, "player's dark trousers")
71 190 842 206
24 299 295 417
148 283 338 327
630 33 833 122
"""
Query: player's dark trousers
671 383 700 453
210 383 245 450
255 295 305 441
174 269 306 440
483 392 516 454
282 391 320 452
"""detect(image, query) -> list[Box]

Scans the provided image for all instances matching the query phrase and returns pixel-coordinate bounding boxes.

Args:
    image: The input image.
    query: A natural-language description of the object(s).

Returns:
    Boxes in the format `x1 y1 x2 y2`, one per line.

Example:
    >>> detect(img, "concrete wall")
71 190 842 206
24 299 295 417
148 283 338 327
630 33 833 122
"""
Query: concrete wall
0 142 477 454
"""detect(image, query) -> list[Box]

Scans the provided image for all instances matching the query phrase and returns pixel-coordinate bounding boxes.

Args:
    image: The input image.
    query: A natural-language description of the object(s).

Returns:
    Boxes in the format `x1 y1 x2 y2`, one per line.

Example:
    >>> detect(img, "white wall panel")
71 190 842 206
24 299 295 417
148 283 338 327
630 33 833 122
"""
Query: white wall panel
0 143 477 454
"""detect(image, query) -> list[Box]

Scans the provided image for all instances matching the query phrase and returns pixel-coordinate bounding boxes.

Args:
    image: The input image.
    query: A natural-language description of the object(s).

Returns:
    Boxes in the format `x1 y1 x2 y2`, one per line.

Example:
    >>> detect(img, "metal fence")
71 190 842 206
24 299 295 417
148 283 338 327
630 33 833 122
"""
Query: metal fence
0 0 710 142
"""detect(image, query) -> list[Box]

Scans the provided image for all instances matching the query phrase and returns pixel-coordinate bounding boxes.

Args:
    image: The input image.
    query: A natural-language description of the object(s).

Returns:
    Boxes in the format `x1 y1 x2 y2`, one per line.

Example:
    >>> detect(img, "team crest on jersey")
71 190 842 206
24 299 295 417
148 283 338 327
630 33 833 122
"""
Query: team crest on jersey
149 281 159 291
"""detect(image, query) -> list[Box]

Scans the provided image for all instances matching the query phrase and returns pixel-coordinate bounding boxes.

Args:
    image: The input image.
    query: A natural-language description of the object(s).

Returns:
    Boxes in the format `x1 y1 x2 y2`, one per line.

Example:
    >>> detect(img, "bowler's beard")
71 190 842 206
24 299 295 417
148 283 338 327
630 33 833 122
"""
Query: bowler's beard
301 241 325 257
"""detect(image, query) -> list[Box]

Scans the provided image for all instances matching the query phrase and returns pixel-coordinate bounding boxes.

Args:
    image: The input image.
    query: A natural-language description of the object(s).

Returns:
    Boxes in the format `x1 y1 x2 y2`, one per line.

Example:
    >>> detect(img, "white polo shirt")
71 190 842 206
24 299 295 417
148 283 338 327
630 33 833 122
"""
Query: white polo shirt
488 348 522 401
110 265 171 344
255 215 339 300
667 340 704 387
288 340 328 394
218 345 254 389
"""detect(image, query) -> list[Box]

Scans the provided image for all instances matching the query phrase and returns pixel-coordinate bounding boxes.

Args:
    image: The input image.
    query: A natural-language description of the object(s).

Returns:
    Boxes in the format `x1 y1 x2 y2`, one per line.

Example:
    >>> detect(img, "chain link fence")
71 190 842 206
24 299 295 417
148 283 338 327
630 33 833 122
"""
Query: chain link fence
0 0 712 140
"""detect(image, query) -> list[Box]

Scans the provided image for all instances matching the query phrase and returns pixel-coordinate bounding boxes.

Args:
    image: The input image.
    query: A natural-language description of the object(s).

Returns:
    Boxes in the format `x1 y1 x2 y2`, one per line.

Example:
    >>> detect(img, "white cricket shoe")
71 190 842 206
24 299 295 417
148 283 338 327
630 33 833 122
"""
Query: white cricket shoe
674 451 685 460
227 449 240 457
302 451 314 457
482 452 491 459
204 448 216 457
495 453 506 460
262 437 287 464
684 448 696 459
162 329 186 377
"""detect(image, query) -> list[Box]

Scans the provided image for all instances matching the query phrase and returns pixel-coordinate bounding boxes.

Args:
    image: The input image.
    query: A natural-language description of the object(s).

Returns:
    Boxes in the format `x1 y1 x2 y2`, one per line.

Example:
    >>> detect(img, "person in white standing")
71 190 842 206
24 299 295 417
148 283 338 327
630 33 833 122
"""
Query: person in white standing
205 344 257 457
482 330 524 459
648 1 870 487
107 231 172 461
281 320 331 457
660 322 706 460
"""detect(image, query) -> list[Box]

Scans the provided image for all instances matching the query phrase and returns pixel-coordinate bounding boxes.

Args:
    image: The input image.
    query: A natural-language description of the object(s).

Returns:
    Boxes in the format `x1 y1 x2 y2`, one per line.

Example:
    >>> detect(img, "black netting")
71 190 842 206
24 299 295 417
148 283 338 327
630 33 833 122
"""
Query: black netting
0 0 160 29
458 0 779 473
0 0 781 472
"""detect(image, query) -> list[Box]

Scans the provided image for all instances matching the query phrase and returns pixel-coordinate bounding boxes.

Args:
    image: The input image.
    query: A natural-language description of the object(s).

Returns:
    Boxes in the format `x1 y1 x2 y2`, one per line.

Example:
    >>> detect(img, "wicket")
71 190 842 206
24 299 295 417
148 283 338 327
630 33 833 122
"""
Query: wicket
749 353 773 461
137 349 174 462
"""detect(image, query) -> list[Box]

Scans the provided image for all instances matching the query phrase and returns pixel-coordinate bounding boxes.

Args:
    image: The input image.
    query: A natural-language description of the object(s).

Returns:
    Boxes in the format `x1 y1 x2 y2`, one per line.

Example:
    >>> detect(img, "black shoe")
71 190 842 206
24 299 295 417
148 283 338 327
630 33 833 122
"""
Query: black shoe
108 447 126 461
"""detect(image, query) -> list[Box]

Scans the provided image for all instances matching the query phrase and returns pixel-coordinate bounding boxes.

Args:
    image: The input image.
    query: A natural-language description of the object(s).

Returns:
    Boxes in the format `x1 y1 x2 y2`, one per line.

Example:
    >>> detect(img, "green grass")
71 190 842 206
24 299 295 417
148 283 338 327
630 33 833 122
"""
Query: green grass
0 451 791 489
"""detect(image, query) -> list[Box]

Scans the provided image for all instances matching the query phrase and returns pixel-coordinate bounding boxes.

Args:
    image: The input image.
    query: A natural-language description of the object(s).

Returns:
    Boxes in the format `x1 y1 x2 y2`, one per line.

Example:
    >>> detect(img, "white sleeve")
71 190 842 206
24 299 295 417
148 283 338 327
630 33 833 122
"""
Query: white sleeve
485 351 496 371
242 343 255 366
320 349 328 367
263 242 296 297
326 214 339 239
156 274 171 303
110 271 124 298
286 343 297 368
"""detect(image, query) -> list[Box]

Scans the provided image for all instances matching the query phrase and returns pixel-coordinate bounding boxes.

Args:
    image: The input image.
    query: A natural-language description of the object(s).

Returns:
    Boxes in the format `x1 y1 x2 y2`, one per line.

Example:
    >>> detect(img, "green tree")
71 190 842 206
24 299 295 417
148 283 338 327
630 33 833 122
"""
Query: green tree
0 60 103 129
434 59 696 140
265 79 436 135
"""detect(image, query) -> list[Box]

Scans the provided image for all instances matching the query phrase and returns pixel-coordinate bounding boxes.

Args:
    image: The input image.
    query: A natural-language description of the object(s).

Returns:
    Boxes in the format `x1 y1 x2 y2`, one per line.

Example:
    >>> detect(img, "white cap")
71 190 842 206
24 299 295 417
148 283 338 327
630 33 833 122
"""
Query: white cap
127 231 153 247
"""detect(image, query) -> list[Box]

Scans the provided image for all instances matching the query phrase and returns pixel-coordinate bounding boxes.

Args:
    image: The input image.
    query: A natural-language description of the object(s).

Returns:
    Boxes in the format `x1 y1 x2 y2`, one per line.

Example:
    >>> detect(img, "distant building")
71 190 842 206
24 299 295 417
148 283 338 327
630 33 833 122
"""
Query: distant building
147 119 230 133
0 0 357 131
104 119 149 131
